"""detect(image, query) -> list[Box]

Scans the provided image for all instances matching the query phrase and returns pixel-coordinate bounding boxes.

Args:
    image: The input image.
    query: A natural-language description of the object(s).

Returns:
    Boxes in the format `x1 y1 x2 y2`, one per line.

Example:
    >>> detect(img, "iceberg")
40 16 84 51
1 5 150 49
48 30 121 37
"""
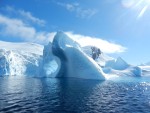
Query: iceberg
43 32 105 80
103 57 141 77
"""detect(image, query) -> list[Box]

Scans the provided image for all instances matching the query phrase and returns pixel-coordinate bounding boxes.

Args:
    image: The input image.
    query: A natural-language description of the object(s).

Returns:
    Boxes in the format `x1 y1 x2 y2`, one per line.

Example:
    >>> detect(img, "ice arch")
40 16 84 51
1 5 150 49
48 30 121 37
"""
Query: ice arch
50 31 106 80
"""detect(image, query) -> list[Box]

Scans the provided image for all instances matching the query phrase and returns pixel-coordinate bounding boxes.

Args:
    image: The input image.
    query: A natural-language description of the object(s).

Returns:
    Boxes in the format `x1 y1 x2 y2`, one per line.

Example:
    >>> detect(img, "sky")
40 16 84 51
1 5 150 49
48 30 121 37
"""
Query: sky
0 0 150 65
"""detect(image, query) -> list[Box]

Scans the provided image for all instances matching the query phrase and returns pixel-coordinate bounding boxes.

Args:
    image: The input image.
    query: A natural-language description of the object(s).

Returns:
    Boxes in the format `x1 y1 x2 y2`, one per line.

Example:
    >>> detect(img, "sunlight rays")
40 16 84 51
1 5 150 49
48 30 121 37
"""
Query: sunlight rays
122 0 150 18
138 5 148 18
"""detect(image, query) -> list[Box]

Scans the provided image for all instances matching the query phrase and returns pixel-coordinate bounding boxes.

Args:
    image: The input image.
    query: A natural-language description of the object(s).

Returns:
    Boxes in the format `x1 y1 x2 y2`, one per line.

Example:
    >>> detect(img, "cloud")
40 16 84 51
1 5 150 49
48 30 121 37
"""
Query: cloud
5 6 46 26
57 2 79 12
56 2 97 19
65 32 126 54
0 6 125 54
44 31 126 54
0 13 126 53
0 14 126 53
18 10 46 26
0 14 51 44
76 8 97 19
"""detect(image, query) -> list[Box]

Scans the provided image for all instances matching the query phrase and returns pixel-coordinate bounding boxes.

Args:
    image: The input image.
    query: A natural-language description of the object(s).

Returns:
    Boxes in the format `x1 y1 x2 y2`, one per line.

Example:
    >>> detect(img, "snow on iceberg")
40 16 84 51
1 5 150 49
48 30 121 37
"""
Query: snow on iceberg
49 31 106 80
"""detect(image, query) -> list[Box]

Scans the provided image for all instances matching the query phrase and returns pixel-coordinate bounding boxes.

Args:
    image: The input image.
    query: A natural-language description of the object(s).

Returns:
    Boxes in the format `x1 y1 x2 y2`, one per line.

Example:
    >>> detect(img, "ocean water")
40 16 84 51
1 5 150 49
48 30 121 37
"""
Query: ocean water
0 76 150 113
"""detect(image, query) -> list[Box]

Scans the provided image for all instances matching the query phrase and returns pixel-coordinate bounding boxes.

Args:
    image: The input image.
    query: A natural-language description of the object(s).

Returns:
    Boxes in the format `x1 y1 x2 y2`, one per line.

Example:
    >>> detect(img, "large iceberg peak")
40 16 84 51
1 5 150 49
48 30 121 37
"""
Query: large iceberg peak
47 31 106 80
53 31 80 50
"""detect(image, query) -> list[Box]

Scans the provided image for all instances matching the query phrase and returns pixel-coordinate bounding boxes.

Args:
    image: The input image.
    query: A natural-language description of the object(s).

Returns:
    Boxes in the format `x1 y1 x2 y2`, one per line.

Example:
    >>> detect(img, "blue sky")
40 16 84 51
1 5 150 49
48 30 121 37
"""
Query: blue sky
0 0 150 65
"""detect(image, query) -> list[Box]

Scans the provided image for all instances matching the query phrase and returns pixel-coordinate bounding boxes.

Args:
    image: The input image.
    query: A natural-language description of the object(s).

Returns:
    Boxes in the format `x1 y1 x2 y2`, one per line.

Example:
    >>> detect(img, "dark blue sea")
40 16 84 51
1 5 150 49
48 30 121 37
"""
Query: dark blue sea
0 76 150 113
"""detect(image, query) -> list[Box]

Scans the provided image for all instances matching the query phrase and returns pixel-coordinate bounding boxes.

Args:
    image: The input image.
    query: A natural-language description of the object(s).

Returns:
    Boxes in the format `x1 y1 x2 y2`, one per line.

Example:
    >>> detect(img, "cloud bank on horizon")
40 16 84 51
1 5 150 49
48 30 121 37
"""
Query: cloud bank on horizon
0 6 126 54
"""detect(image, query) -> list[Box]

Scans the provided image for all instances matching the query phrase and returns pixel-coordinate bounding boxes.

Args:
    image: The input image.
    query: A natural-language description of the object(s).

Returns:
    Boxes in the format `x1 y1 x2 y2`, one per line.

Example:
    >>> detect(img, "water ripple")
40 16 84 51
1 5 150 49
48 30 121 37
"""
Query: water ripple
0 77 150 113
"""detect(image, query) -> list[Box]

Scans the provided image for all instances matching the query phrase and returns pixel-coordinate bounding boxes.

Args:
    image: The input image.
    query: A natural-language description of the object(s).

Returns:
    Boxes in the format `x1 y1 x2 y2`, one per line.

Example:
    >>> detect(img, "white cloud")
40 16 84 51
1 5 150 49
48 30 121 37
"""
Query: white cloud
18 10 46 26
0 14 126 53
0 14 35 39
44 31 126 54
57 2 79 11
56 2 97 19
57 2 78 12
65 32 126 54
76 8 97 19
0 14 51 44
5 6 46 26
0 11 125 54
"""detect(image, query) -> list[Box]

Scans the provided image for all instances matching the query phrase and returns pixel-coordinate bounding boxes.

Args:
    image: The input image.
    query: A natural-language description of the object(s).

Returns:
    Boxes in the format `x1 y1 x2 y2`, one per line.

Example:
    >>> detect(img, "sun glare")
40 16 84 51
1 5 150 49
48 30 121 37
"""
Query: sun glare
122 0 150 18
145 0 150 3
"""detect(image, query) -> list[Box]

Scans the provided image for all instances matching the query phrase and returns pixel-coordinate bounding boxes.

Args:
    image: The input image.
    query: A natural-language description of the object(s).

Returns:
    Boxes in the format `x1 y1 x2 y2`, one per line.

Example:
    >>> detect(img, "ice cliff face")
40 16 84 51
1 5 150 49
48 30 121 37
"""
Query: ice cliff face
0 41 43 76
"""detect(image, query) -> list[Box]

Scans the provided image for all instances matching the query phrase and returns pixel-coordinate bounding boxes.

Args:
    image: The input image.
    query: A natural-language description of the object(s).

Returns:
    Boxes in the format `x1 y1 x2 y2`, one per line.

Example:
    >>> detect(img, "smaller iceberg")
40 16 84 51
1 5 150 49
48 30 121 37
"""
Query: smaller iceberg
105 57 129 70
103 57 141 77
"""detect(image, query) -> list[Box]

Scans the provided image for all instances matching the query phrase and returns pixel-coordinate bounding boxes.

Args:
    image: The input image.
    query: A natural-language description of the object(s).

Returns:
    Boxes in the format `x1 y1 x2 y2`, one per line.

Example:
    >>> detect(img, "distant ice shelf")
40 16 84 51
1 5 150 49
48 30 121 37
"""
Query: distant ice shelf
0 41 43 76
